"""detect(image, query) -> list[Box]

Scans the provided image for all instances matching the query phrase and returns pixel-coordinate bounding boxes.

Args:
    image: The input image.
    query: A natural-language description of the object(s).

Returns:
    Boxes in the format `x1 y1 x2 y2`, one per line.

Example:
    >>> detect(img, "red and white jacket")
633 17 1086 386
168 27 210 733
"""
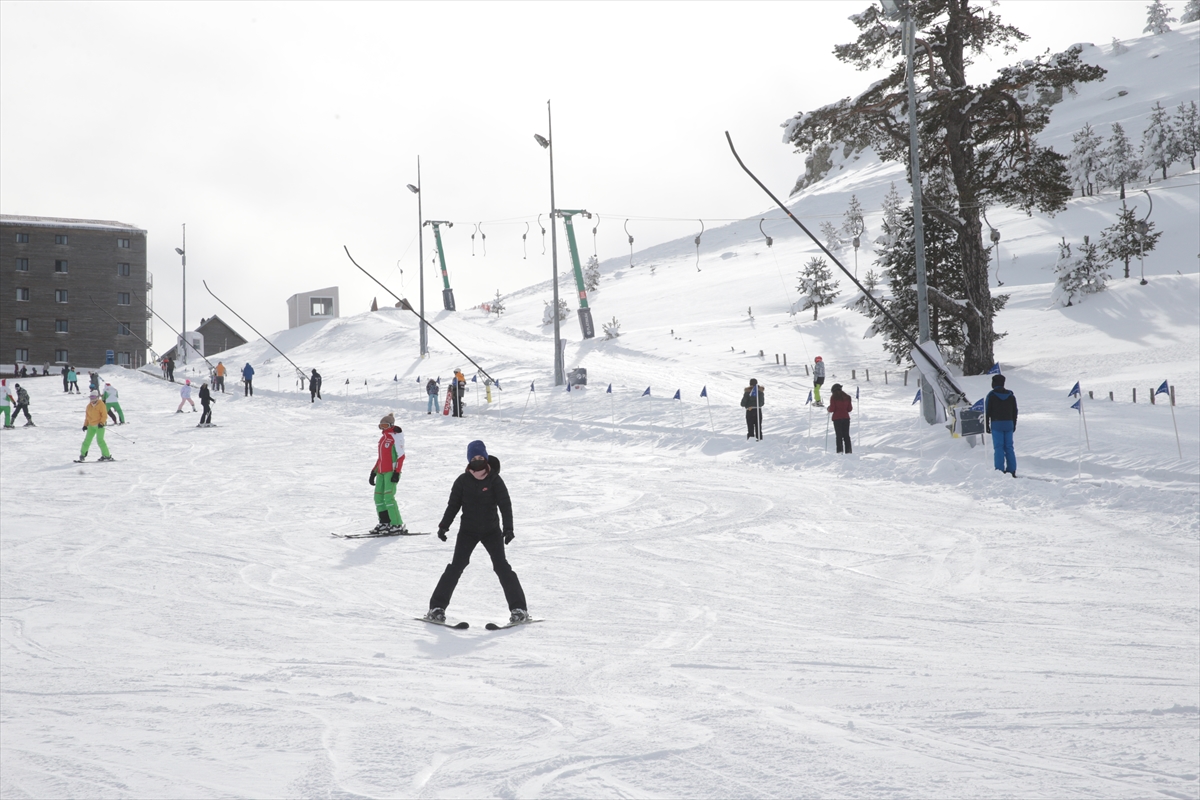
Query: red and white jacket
375 427 406 474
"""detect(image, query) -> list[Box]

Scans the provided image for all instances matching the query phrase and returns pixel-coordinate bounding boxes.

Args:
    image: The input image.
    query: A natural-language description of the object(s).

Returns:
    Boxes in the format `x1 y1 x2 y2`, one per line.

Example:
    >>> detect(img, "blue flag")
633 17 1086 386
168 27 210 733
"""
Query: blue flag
1071 398 1081 411
806 390 812 405
642 387 651 397
986 363 1001 375
472 374 477 383
1068 381 1080 397
567 381 572 392
530 381 535 392
855 386 860 399
750 385 757 398
1156 380 1170 396
970 397 985 413
495 379 501 390
700 386 707 398
913 388 922 405
673 389 680 400
606 383 612 393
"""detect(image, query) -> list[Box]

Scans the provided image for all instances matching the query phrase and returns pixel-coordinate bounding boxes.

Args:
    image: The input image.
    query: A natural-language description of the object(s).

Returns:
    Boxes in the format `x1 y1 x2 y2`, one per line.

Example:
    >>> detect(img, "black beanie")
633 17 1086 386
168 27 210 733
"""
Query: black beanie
992 374 1006 388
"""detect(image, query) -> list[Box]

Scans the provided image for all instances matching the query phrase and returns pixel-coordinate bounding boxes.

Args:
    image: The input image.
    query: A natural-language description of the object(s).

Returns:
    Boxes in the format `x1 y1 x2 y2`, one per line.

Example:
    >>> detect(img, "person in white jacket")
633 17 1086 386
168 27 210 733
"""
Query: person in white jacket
176 379 196 413
102 382 125 424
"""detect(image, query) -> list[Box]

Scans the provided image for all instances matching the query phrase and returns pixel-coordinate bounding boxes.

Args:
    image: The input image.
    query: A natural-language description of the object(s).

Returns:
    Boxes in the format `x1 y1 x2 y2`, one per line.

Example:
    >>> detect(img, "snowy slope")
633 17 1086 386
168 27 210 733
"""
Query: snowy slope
2 24 1198 800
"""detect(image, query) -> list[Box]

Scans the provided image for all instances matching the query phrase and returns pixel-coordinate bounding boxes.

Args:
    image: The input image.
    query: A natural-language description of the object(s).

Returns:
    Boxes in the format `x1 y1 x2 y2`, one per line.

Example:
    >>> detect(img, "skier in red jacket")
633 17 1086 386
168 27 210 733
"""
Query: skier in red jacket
368 412 407 534
826 383 853 454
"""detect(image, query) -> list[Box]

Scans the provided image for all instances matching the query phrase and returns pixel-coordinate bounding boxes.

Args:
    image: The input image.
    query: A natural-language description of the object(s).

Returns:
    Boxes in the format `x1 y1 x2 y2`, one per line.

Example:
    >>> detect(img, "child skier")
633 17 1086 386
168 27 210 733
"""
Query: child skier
812 356 826 406
985 374 1018 477
198 381 215 427
426 440 528 625
368 412 407 534
827 383 853 454
102 382 125 425
79 390 114 462
1 379 13 429
177 379 196 413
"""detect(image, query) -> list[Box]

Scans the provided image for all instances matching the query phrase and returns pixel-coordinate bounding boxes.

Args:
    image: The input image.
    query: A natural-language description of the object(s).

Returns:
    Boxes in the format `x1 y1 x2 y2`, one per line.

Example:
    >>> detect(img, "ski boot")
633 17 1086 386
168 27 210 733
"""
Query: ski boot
425 608 446 623
99 456 115 462
508 608 528 624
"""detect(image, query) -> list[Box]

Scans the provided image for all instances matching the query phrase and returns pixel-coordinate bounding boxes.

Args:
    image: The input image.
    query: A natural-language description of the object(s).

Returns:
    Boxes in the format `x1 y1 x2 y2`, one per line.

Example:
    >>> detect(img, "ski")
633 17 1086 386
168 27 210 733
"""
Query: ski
485 618 544 631
416 617 469 630
74 458 117 463
330 530 431 539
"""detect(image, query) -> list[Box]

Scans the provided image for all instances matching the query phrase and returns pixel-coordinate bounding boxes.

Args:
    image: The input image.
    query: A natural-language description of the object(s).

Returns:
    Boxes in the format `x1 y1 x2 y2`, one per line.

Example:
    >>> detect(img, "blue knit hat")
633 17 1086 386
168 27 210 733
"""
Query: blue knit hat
467 440 488 462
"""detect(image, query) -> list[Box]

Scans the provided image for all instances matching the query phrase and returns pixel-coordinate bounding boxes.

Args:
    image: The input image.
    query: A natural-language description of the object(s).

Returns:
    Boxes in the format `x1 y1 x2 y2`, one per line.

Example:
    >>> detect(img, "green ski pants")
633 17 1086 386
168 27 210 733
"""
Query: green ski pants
107 402 125 423
373 474 403 525
1 406 9 427
81 425 111 459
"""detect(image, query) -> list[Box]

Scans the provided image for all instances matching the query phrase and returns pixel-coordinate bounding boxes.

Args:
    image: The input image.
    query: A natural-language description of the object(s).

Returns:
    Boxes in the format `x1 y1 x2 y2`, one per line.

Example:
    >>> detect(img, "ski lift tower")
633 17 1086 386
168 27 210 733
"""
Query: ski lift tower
424 220 456 311
555 209 596 340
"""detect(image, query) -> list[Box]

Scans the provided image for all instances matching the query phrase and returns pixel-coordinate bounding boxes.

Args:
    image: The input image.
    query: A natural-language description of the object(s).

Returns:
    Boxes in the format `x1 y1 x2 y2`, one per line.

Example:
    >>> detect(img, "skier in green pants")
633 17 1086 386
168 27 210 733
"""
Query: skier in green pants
1 379 12 429
79 390 114 461
102 382 125 424
368 412 407 534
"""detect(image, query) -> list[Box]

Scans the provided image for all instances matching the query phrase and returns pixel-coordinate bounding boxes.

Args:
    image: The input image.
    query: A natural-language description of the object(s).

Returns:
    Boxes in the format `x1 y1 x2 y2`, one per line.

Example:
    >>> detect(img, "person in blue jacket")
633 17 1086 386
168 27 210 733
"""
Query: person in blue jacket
985 374 1018 477
242 363 255 396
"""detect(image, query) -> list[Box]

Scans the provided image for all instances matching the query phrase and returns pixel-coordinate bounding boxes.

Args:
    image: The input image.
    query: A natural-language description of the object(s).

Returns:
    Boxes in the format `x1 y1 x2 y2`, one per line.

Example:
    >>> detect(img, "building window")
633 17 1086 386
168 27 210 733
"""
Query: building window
117 238 130 248
55 349 68 363
118 262 130 276
15 258 28 271
117 352 131 366
55 289 68 303
15 349 29 362
16 288 29 301
55 234 68 245
15 233 29 243
55 319 69 333
55 259 68 273
15 319 29 332
118 321 131 336
311 297 334 317
117 292 130 305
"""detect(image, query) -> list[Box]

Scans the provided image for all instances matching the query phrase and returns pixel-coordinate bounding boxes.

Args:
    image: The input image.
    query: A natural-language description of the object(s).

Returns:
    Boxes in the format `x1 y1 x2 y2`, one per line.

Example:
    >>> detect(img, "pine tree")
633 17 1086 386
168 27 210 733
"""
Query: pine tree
1144 0 1177 33
583 255 601 292
602 316 621 339
490 290 505 317
1175 100 1199 169
840 194 868 244
875 182 904 249
1142 101 1180 180
1100 202 1162 279
542 298 568 325
1068 123 1104 196
796 256 841 321
1110 37 1129 55
1182 0 1200 22
819 221 843 253
1099 122 1141 199
1054 236 1112 306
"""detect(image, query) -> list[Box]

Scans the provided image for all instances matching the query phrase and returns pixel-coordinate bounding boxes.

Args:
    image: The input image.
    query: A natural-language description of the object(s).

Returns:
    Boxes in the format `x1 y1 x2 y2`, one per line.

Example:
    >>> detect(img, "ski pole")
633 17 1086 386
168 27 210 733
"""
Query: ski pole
106 426 136 444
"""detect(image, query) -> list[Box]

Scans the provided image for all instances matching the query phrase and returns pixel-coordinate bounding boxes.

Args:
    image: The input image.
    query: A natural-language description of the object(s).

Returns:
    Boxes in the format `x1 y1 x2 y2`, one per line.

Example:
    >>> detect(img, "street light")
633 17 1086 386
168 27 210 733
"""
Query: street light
175 223 186 365
407 163 428 357
882 0 935 424
535 101 565 386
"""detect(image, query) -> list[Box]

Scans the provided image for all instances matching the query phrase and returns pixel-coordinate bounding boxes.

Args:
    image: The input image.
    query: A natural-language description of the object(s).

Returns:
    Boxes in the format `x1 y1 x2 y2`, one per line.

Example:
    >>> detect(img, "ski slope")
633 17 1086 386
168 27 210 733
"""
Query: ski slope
2 23 1198 800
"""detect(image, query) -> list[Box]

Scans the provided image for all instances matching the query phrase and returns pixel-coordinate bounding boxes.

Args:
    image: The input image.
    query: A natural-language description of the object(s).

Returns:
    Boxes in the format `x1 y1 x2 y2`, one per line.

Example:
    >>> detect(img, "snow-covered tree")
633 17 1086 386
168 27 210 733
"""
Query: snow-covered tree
1182 0 1200 22
874 182 904 250
1068 123 1104 196
796 256 841 320
1175 100 1199 169
847 268 883 314
602 316 621 340
1144 0 1177 33
1100 202 1162 279
583 255 601 293
1053 235 1111 306
1099 122 1141 199
1142 101 1180 180
840 194 868 245
490 290 505 317
1110 37 1129 55
819 220 844 253
542 298 568 325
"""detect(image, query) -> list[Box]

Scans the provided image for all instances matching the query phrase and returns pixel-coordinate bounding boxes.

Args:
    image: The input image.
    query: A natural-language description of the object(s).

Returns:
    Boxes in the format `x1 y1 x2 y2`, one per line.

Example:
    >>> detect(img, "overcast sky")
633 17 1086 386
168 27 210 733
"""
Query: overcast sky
1 1 1150 347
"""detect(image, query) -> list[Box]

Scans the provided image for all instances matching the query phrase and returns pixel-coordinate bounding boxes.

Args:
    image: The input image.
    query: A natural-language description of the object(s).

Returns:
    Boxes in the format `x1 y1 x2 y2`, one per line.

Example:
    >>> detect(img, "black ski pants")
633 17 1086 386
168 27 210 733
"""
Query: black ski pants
834 418 852 453
13 402 31 422
200 403 212 425
429 528 526 612
244 378 253 396
745 408 761 440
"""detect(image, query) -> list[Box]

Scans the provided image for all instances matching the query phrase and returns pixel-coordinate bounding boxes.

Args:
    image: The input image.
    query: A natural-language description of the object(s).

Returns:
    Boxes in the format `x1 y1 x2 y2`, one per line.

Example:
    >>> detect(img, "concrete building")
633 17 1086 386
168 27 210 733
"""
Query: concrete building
1 215 150 371
287 286 339 329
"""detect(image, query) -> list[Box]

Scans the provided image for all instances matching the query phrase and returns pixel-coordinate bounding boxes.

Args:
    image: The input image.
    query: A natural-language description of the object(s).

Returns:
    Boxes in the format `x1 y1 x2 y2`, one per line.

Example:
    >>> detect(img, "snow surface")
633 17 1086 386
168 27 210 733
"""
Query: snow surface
2 23 1199 800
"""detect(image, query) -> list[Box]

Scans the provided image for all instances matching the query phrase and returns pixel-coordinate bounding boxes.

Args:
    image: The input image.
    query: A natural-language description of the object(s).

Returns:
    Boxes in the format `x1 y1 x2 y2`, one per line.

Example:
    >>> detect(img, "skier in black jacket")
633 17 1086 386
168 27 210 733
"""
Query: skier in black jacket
426 440 528 625
984 374 1018 476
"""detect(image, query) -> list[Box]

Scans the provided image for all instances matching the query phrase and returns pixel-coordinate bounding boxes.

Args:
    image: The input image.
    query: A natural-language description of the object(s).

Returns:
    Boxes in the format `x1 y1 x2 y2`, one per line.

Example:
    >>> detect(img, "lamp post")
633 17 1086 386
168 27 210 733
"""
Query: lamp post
882 0 935 424
174 223 186 365
406 158 427 357
535 100 565 386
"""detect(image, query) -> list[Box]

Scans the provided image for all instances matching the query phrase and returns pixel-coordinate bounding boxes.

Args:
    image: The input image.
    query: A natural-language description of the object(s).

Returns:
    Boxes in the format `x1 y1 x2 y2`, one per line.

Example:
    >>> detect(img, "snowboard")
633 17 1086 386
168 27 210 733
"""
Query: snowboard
485 618 543 631
442 385 453 416
416 617 469 630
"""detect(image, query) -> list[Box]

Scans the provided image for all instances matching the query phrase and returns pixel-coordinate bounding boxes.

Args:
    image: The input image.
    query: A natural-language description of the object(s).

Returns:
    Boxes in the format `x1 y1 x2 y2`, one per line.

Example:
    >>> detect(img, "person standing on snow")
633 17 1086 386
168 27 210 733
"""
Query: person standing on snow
198 381 216 427
166 356 176 383
425 440 528 626
102 382 125 425
827 383 854 454
425 378 440 415
812 356 826 407
1 379 13 429
88 371 101 394
242 362 254 396
215 361 226 393
452 369 467 417
369 412 407 534
740 378 764 440
60 365 69 393
985 373 1018 477
12 383 34 426
310 369 322 403
67 366 80 394
177 379 197 413
78 390 114 462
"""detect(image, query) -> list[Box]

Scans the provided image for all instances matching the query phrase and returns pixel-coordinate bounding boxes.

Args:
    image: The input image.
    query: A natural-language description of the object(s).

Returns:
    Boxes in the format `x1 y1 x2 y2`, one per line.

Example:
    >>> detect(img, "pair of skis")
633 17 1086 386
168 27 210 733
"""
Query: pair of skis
417 616 543 631
330 530 430 539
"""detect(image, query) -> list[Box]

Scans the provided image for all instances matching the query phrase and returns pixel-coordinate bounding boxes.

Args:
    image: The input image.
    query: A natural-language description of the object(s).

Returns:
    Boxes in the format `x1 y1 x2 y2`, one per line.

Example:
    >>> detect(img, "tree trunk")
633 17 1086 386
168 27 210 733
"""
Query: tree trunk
956 210 994 374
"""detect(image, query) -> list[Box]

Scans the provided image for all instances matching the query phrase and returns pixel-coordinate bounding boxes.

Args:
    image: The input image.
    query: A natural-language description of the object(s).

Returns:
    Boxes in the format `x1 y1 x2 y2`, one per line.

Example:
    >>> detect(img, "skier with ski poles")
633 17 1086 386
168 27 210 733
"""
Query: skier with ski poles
425 440 528 626
102 382 125 425
985 373 1019 477
78 390 114 462
198 381 215 427
369 413 407 534
812 356 826 407
740 378 764 440
827 383 854 454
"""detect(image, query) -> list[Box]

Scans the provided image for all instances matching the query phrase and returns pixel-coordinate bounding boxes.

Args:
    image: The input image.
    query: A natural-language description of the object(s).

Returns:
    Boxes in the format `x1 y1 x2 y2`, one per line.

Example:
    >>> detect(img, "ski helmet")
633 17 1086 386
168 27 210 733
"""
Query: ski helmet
815 356 823 362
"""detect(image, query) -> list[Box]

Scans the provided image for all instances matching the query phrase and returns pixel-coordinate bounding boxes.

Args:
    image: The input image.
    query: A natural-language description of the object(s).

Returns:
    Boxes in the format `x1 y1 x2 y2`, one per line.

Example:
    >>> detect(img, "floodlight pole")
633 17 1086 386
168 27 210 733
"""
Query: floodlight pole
176 224 187 365
538 101 566 386
409 159 428 357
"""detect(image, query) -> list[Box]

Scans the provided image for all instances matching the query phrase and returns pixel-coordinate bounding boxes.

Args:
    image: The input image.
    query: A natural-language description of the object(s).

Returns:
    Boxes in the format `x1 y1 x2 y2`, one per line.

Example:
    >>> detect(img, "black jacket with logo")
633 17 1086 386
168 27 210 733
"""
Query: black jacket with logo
438 455 512 536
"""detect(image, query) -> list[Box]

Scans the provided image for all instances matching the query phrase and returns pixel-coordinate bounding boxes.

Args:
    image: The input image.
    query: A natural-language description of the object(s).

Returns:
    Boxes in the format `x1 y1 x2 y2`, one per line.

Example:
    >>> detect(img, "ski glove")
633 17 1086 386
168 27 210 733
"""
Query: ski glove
504 532 514 545
390 471 400 483
82 425 87 431
368 470 377 486
437 529 448 542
